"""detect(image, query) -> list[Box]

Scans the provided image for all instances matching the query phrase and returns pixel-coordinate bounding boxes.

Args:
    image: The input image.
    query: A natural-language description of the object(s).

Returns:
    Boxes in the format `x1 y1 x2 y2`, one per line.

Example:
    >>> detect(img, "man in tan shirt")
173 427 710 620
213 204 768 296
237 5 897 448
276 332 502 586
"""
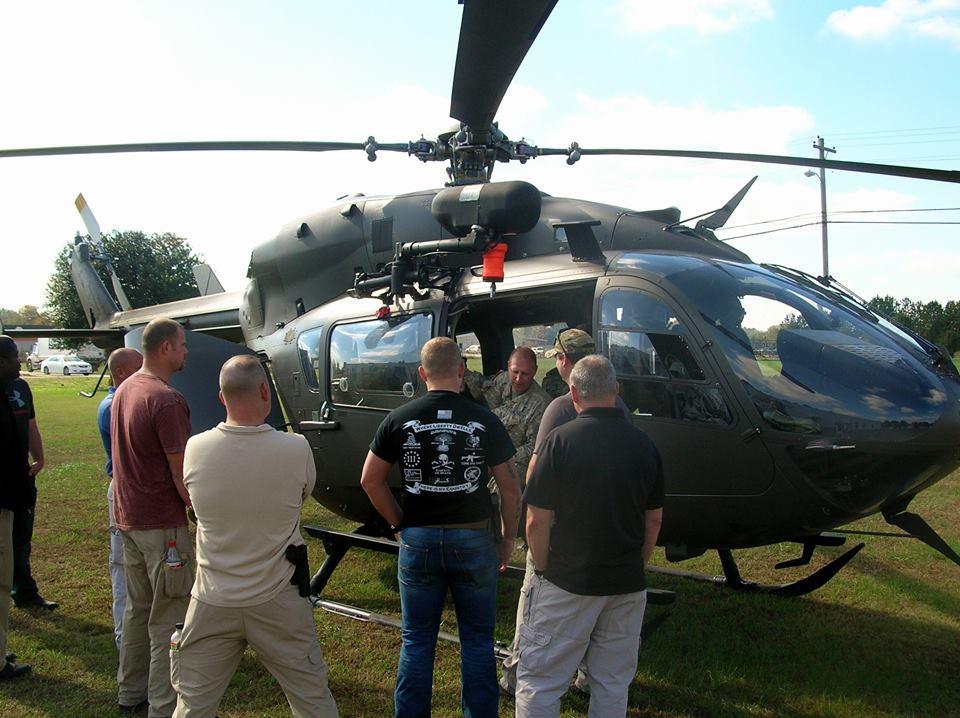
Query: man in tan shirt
173 355 338 718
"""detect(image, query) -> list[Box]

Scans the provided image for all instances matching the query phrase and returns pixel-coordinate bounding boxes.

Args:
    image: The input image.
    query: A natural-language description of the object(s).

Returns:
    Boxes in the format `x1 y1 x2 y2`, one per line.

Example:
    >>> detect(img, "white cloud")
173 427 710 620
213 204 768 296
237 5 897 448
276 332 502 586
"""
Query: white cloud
613 0 773 35
826 0 960 46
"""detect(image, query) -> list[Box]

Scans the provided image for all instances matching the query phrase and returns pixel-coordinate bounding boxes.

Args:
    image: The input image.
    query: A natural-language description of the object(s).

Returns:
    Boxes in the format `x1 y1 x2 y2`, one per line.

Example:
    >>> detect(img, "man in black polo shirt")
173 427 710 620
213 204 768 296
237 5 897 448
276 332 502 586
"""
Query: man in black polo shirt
0 336 34 679
515 354 664 717
361 336 521 718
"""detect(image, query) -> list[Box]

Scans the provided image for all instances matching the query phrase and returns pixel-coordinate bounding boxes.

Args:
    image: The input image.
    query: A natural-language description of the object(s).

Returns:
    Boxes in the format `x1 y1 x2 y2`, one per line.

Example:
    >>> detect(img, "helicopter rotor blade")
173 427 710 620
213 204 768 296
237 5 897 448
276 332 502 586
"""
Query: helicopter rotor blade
0 140 410 159
536 146 960 184
449 0 557 132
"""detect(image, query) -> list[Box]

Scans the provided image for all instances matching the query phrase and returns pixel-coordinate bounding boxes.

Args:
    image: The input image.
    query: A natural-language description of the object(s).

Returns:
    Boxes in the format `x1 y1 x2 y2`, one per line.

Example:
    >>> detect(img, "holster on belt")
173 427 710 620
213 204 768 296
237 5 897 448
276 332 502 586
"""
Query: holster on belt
285 544 311 597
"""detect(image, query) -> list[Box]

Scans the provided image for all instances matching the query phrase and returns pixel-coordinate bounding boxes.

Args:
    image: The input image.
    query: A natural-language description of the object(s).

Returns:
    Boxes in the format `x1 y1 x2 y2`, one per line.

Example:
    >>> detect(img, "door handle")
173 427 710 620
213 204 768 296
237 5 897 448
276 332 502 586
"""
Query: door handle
300 420 340 432
804 441 855 451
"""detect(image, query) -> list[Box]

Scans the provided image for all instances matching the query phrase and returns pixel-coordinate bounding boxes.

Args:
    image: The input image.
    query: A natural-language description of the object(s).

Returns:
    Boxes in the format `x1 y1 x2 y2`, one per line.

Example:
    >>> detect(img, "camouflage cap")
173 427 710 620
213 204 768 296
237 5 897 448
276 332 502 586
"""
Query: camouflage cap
545 328 595 358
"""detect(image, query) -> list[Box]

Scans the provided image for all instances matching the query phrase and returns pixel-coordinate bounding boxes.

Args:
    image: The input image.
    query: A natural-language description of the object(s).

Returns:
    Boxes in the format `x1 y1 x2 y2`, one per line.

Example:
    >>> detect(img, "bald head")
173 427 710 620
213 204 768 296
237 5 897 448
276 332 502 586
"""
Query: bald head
0 335 19 384
0 336 16 361
218 355 272 426
108 348 142 387
220 355 268 400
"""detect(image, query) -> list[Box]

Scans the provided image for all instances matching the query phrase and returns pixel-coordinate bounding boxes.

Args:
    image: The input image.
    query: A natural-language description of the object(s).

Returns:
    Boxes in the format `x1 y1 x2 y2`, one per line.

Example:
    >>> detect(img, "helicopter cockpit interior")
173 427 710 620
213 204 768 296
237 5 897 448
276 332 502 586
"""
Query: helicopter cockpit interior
450 281 595 377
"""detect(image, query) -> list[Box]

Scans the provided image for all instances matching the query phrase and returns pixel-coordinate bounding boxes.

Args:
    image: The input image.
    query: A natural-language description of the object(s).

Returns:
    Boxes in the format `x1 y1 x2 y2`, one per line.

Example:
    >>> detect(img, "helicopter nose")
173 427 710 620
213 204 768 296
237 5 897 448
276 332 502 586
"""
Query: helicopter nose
785 377 960 518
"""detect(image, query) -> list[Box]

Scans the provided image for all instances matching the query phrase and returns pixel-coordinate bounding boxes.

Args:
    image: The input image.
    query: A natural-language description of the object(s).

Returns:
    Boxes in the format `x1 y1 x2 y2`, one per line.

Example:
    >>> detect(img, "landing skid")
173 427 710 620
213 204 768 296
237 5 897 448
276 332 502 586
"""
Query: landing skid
648 542 865 597
303 525 676 653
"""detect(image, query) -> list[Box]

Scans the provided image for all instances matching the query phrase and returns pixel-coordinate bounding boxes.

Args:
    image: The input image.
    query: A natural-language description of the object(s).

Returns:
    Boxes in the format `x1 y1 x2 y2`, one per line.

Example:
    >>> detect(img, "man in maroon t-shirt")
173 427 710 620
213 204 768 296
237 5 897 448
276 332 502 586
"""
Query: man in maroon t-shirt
111 318 193 717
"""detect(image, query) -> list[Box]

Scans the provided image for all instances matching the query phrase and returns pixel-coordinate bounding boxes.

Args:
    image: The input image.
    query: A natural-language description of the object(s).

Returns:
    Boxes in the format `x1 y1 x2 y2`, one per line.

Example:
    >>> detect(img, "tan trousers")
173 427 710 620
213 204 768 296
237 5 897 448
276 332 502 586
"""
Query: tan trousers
0 509 13 661
119 526 194 717
171 584 338 718
515 576 647 718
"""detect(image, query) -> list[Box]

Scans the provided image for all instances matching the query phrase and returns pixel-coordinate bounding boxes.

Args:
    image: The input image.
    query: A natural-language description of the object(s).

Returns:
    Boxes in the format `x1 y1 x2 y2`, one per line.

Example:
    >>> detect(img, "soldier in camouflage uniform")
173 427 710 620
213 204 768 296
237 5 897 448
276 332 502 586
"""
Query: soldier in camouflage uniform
463 347 550 482
540 368 567 399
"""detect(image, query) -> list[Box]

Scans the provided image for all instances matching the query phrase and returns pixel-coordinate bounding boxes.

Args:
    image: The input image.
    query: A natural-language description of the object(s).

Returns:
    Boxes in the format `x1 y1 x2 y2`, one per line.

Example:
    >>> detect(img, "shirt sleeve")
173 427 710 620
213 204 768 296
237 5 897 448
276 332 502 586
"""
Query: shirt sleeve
155 397 191 454
369 414 399 463
483 412 515 467
534 397 567 454
302 437 317 500
21 381 35 420
647 446 665 510
97 400 112 463
522 432 559 510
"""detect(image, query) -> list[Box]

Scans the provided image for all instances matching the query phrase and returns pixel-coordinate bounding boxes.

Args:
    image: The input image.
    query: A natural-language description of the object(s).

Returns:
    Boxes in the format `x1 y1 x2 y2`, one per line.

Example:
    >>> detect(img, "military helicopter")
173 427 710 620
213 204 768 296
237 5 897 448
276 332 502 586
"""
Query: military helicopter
3 0 959 603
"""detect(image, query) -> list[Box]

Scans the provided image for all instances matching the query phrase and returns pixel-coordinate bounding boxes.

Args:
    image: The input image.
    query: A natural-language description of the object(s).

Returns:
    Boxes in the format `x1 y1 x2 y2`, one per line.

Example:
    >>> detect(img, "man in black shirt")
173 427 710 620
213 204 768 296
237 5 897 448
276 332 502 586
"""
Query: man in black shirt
0 336 33 679
5 356 55 613
361 337 520 718
516 355 664 717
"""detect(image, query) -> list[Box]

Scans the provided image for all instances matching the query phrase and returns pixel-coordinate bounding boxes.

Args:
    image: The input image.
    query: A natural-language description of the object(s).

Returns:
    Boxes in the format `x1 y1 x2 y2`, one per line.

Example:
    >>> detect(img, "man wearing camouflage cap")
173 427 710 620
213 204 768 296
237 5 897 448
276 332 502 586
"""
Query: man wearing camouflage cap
540 329 594 399
500 329 632 697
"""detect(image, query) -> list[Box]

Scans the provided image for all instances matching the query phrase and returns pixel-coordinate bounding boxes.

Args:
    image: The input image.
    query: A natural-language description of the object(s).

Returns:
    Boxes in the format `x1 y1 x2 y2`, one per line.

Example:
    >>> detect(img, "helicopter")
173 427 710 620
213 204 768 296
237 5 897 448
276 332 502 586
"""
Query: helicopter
2 0 959 602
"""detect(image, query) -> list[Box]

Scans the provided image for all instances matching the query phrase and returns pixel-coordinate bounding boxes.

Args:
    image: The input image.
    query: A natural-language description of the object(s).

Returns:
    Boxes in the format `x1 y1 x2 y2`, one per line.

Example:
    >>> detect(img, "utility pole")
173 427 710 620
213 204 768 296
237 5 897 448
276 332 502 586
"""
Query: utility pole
813 136 835 279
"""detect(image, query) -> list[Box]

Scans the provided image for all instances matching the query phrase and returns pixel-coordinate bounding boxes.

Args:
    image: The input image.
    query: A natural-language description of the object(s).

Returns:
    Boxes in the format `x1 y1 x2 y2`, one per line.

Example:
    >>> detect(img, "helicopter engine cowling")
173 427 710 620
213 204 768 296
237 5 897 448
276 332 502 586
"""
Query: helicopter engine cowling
431 180 541 237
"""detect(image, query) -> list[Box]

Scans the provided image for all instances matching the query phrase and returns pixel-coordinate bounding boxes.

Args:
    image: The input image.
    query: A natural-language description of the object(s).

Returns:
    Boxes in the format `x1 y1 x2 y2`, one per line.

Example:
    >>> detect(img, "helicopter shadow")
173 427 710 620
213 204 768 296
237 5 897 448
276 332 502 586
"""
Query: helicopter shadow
615 579 960 718
847 552 960 619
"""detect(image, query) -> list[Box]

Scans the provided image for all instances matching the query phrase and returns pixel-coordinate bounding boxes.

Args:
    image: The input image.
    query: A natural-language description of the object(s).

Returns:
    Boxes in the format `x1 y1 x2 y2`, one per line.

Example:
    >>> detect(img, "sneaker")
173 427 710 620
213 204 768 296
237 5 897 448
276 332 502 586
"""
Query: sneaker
14 595 58 611
117 699 149 714
0 660 31 680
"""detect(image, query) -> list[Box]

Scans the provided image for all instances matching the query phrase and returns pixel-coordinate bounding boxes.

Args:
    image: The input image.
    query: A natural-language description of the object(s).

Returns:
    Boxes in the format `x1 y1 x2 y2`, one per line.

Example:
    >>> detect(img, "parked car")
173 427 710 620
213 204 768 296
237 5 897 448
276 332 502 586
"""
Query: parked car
26 338 104 371
40 355 93 375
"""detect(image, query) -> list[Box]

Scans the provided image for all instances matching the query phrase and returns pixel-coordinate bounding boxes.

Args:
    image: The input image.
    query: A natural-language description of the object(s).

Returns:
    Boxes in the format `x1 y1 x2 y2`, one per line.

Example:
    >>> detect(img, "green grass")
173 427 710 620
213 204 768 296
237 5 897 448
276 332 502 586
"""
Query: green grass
3 376 960 717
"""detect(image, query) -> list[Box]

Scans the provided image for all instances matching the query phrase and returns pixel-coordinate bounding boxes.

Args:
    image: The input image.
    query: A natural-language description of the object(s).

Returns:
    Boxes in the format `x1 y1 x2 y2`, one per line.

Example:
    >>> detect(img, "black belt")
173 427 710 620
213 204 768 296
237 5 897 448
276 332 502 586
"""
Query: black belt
418 519 490 530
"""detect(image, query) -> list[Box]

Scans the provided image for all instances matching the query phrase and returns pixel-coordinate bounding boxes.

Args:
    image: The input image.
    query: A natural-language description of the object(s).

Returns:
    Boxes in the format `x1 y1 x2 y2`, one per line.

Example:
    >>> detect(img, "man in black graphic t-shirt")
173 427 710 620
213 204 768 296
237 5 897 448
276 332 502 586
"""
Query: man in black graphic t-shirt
362 337 520 718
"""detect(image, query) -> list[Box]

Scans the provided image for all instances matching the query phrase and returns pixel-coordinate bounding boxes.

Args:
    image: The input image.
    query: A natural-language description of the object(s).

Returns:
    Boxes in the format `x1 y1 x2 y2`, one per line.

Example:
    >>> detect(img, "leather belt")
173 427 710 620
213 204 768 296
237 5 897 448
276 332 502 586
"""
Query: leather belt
419 519 490 530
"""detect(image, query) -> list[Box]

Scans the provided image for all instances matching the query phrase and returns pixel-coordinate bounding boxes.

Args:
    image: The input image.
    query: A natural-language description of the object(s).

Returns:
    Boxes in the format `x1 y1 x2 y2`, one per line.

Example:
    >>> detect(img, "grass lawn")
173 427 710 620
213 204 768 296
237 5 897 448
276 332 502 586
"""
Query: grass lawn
2 374 959 717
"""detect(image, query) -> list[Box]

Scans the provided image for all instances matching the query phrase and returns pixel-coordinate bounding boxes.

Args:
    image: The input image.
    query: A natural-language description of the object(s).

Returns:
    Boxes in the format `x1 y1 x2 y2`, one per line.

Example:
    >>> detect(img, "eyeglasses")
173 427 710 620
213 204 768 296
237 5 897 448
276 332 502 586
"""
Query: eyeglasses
556 331 569 356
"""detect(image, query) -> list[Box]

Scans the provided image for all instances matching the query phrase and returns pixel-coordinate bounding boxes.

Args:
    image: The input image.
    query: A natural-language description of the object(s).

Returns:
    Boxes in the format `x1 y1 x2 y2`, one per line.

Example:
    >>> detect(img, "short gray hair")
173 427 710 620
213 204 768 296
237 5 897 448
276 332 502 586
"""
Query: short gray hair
219 355 267 399
569 354 617 402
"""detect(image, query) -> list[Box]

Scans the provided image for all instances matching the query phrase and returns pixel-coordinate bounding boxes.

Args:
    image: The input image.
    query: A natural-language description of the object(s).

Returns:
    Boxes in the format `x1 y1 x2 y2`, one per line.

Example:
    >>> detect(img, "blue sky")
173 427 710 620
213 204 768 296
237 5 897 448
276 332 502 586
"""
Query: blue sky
1 0 958 312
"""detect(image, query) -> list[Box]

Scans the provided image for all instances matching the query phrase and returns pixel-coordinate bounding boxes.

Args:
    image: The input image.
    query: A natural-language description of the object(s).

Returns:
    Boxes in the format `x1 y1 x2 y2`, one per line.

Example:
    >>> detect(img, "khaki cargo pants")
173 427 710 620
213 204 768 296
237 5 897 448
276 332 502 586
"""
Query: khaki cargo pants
118 526 194 718
171 584 338 718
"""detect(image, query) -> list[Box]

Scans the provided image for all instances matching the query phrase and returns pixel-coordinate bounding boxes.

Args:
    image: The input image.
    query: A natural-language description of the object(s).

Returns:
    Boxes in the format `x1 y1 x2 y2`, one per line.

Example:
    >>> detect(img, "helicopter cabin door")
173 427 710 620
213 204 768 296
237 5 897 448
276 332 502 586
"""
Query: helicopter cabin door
593 278 775 503
304 310 435 515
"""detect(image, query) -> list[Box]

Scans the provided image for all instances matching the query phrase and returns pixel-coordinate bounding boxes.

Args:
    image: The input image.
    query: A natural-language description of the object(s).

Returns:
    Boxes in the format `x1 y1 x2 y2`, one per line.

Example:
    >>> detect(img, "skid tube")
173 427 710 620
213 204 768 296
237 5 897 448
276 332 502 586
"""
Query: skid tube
304 525 676 652
648 541 865 597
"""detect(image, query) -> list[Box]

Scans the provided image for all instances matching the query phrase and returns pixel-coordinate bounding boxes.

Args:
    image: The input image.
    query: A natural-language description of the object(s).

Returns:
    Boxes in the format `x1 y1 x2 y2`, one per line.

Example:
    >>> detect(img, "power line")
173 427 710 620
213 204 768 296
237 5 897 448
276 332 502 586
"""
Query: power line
721 206 960 232
720 219 960 242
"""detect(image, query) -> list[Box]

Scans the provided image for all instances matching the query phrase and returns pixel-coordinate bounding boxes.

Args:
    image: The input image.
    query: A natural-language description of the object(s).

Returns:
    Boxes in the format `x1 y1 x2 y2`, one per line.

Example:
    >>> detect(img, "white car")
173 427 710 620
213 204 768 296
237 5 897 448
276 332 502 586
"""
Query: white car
40 355 93 376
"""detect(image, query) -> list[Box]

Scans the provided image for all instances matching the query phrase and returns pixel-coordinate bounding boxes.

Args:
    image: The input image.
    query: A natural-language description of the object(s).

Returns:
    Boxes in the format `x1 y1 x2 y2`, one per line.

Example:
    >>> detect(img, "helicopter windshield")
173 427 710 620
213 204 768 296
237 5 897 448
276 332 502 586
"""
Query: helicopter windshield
656 258 949 438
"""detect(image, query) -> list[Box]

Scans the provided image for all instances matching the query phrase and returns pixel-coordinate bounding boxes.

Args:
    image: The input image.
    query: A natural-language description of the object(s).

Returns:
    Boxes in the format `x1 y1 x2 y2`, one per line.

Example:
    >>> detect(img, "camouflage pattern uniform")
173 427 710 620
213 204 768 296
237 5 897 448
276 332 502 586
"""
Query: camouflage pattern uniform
540 368 568 399
492 382 550 482
463 370 550 480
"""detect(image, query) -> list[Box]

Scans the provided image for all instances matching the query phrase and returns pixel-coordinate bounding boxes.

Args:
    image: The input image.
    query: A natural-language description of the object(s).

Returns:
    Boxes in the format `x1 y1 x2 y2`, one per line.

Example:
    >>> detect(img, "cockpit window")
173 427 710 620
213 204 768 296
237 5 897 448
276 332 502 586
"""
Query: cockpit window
664 259 948 435
328 313 432 409
297 327 324 390
599 289 732 425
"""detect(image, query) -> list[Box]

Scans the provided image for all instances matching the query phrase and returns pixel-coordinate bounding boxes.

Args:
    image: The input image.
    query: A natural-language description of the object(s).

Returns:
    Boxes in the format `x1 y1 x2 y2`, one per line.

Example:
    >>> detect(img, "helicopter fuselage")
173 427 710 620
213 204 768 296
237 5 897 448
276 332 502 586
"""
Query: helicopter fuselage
224 189 960 562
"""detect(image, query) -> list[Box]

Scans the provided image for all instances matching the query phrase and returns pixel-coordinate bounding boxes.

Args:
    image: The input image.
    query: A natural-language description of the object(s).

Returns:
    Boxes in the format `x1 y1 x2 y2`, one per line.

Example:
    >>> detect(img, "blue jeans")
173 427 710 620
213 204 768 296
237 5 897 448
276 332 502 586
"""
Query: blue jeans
395 527 499 718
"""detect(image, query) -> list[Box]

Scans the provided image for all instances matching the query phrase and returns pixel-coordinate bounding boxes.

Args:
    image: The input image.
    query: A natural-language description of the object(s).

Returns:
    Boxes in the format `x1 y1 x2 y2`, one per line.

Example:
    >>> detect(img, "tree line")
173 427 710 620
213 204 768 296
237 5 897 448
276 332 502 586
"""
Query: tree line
866 296 960 356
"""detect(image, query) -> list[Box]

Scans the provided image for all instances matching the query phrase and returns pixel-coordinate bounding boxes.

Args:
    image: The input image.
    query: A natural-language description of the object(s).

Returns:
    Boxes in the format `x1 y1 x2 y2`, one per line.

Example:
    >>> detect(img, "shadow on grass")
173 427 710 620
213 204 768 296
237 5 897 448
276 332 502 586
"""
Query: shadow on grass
849 552 960 618
630 578 960 718
3 610 120 718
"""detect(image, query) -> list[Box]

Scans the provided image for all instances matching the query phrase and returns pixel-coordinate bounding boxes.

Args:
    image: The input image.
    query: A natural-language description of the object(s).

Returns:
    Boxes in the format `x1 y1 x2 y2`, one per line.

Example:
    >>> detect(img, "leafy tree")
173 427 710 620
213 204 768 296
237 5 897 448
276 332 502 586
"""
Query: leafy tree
44 230 203 347
0 305 53 327
867 295 960 355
